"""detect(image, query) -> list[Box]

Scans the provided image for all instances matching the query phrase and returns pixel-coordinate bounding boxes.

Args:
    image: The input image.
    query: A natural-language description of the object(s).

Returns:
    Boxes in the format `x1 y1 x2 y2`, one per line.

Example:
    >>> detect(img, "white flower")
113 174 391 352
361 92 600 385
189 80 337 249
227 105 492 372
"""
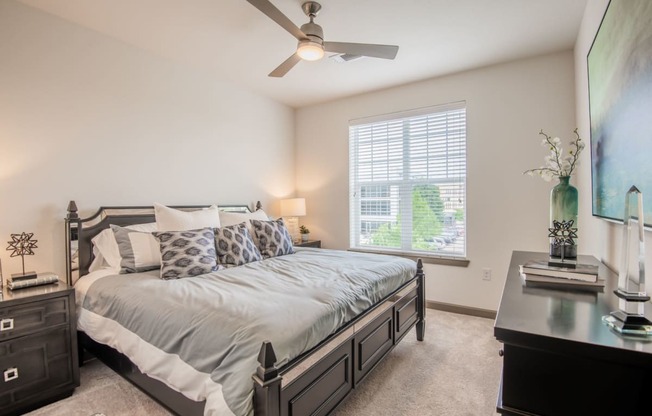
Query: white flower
544 155 556 164
541 171 554 182
561 161 571 174
523 128 584 181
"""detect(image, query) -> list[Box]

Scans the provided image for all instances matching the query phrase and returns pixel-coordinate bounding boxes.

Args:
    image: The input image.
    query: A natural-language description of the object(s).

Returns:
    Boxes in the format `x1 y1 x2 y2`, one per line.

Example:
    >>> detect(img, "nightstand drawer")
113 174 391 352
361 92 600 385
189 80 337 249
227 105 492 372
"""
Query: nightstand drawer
0 284 78 415
0 298 70 341
0 326 73 404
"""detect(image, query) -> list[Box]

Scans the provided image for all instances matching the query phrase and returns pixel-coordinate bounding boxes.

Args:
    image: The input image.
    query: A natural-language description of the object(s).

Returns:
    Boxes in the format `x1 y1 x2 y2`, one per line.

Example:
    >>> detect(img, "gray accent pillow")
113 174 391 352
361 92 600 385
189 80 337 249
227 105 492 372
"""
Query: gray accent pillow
110 225 161 274
215 223 262 267
250 219 295 258
153 228 220 279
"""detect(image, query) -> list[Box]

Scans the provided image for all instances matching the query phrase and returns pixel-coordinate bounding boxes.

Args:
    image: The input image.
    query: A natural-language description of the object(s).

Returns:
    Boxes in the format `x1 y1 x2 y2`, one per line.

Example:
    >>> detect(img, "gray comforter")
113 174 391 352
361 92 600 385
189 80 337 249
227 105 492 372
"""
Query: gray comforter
79 248 416 415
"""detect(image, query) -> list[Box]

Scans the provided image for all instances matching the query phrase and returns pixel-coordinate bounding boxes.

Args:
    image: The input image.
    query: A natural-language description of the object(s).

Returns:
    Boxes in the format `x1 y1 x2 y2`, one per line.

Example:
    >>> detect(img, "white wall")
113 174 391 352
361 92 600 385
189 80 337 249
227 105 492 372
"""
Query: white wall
296 51 576 311
0 1 295 279
574 0 652 273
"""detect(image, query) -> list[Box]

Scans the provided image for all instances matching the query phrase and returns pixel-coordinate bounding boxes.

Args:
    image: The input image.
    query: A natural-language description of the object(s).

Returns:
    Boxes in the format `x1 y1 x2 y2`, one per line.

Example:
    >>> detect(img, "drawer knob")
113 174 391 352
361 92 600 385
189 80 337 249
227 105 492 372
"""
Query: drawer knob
0 318 14 331
4 367 18 382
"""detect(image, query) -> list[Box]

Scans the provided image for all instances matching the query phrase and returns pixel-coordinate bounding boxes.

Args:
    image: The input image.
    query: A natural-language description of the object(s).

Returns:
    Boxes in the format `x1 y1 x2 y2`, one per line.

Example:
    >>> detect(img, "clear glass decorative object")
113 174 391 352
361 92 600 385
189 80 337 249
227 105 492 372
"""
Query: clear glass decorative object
603 185 652 336
549 176 578 260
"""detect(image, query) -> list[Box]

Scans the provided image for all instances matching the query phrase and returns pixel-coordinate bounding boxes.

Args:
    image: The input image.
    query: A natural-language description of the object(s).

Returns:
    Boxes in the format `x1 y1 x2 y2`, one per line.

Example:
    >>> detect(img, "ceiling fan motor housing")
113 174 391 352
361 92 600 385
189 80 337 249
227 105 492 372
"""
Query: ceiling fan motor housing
300 21 323 43
298 20 324 60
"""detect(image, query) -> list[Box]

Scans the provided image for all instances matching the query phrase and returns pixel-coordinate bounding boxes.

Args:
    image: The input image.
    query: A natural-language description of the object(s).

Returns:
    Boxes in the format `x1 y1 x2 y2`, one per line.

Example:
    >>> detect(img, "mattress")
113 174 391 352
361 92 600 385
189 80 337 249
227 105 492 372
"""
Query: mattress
75 248 416 416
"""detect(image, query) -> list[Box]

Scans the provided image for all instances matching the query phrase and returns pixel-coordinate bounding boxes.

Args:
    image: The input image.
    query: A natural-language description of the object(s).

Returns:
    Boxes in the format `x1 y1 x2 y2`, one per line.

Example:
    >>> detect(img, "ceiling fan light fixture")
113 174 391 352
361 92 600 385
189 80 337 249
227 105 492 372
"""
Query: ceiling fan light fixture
247 0 398 77
297 40 324 61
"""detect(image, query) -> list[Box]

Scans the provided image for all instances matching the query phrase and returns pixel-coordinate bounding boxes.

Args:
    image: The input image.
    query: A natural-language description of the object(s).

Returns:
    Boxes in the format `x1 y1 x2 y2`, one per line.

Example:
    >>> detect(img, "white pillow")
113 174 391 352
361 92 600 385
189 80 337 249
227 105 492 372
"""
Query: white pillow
91 222 157 271
218 209 269 237
154 203 221 232
88 246 108 272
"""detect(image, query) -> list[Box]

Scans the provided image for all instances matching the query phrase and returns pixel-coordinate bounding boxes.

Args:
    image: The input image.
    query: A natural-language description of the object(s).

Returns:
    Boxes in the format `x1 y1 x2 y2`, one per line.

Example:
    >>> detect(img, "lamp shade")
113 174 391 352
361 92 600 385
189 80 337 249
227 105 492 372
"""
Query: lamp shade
280 198 306 217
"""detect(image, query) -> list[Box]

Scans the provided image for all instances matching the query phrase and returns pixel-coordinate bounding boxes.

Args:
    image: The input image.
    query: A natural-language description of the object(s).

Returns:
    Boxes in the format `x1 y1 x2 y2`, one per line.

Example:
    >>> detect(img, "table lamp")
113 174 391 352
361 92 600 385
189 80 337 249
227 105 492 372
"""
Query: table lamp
280 198 306 244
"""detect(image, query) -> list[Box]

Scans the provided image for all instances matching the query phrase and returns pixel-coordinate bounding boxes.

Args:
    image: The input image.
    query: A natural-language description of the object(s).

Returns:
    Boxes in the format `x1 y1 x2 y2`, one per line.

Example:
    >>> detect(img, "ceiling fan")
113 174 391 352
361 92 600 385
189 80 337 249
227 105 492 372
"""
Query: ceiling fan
246 0 399 77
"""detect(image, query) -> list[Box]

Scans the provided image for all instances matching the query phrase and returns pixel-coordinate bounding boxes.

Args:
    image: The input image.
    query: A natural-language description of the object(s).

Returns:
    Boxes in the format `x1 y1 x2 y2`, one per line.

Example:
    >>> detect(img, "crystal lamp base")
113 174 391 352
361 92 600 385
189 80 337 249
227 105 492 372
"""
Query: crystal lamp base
603 311 652 337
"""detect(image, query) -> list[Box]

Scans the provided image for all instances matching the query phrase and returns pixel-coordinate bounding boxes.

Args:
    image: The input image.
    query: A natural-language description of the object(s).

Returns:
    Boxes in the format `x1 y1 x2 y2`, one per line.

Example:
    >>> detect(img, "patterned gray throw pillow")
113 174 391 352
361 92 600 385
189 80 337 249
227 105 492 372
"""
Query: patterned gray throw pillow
215 223 262 266
250 219 295 258
153 228 220 279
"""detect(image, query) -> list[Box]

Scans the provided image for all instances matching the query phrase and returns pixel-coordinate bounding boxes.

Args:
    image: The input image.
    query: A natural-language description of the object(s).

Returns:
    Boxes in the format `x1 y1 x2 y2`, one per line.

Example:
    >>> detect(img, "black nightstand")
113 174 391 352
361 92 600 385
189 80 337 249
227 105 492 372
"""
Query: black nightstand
295 240 322 248
0 281 79 415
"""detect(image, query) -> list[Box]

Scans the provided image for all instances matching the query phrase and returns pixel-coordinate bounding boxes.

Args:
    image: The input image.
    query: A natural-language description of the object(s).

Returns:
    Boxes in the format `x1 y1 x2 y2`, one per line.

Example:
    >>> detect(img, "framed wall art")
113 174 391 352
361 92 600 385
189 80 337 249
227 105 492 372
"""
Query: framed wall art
587 0 652 227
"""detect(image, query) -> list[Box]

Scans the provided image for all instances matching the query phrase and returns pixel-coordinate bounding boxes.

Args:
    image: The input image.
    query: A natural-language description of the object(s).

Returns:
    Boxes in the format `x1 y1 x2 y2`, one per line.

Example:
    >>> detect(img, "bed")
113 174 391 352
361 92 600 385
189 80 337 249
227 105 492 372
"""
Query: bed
64 201 426 416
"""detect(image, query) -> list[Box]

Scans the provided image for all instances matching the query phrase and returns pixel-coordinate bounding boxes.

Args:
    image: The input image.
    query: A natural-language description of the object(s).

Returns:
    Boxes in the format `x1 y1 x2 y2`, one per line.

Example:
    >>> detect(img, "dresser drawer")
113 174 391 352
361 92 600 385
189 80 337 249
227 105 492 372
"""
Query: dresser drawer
0 297 70 341
0 325 74 407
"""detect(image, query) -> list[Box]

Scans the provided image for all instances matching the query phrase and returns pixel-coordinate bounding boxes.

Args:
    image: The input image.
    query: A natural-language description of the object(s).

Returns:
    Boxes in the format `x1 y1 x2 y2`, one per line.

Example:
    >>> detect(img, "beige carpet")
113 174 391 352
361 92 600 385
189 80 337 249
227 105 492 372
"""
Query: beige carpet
27 309 501 416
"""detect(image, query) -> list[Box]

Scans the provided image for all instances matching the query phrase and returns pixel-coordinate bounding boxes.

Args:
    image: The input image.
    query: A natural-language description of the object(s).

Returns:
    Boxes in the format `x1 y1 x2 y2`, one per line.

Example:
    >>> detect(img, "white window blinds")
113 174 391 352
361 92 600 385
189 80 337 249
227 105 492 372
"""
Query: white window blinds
349 102 466 257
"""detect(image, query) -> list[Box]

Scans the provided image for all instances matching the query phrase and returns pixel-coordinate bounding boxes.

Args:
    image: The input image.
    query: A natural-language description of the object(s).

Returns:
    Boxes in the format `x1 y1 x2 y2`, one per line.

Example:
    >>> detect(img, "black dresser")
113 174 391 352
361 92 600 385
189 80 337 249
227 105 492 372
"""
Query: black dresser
0 281 79 415
494 251 652 416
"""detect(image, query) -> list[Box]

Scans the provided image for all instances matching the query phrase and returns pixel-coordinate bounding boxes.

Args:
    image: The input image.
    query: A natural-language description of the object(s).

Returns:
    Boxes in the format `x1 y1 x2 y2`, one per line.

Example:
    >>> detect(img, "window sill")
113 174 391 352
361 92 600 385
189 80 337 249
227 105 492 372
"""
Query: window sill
348 247 470 267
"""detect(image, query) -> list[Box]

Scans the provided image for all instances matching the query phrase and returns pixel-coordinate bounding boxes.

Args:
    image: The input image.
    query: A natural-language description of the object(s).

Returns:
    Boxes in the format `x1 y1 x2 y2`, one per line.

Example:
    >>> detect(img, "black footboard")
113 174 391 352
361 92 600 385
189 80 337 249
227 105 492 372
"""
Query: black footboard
254 260 426 416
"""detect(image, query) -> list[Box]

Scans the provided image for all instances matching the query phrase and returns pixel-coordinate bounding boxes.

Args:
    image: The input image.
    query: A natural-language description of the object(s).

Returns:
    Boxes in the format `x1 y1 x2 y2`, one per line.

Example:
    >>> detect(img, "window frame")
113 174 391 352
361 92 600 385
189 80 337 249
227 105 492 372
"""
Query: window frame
348 101 468 263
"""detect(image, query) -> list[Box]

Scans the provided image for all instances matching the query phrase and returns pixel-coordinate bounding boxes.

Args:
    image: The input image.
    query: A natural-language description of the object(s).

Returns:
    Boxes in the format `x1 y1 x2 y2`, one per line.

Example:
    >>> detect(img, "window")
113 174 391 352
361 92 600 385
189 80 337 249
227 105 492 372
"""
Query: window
349 102 466 257
360 220 390 236
360 185 390 198
361 200 391 216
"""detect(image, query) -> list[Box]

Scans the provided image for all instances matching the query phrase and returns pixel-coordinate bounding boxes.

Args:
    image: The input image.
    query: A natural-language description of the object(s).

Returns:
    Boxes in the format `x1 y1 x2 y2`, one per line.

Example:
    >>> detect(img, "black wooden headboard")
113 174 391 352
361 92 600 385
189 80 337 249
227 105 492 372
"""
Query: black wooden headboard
64 201 262 285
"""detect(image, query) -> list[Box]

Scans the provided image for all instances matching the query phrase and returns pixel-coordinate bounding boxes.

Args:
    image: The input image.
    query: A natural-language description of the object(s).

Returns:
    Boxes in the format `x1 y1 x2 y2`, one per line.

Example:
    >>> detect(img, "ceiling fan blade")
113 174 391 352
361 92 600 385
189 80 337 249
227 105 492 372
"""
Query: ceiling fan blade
247 0 307 40
269 53 302 77
324 42 399 60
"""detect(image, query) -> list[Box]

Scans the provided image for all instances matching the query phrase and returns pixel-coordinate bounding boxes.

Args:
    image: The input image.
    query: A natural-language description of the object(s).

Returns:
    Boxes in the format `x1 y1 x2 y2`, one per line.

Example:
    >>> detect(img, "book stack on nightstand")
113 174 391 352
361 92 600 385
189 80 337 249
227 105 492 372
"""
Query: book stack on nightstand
519 260 603 289
7 272 59 290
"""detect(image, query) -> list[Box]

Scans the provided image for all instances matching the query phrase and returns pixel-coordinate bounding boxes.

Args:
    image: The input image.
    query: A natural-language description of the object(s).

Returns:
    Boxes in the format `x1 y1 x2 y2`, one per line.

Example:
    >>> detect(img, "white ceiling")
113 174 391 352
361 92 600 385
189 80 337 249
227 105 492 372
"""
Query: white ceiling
19 0 588 108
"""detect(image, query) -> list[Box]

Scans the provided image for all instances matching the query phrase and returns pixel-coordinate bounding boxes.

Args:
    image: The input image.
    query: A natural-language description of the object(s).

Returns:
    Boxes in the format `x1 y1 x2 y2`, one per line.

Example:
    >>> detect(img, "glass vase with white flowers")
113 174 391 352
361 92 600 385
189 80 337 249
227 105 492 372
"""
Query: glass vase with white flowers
524 128 585 260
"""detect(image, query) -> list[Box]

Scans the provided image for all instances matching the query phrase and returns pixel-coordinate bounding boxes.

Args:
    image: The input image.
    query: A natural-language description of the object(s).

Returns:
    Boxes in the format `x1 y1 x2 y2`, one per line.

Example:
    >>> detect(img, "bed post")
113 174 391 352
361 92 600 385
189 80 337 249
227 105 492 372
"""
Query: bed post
416 259 426 341
253 341 281 416
255 201 263 211
64 200 80 287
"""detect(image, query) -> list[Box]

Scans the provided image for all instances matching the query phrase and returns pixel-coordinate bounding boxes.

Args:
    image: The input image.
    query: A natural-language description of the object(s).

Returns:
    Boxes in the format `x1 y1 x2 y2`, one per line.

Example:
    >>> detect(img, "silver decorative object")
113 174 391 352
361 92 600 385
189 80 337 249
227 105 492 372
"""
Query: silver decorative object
603 186 652 336
548 219 578 267
6 232 38 279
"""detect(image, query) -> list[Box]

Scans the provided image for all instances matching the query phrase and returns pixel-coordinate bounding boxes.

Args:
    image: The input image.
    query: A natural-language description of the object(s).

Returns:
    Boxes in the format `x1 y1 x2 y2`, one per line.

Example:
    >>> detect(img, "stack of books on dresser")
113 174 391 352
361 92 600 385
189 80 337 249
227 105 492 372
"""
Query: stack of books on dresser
7 272 59 290
519 260 603 289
